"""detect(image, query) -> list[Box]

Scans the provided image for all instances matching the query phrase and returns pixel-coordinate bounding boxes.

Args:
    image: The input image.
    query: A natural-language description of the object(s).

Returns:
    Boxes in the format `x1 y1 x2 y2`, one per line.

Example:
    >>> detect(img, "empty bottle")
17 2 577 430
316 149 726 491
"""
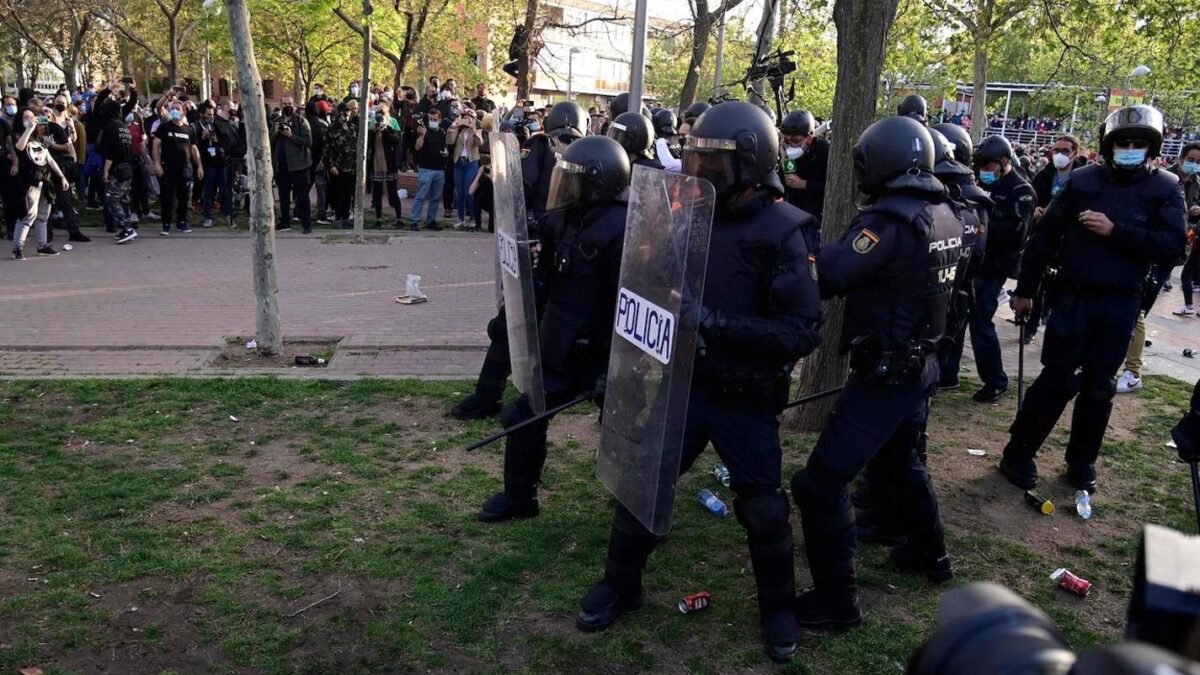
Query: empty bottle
696 489 728 518
1075 490 1092 520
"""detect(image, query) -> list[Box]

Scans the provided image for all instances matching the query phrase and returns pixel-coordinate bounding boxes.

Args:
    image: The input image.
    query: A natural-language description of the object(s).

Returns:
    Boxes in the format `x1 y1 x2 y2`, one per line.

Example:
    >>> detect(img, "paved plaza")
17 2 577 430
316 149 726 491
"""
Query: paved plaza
0 225 1197 385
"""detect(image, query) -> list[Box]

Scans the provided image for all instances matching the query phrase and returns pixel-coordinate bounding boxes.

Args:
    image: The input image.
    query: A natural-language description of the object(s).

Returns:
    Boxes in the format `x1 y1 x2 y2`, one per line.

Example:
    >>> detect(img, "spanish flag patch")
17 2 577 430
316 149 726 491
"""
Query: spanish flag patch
852 229 880 254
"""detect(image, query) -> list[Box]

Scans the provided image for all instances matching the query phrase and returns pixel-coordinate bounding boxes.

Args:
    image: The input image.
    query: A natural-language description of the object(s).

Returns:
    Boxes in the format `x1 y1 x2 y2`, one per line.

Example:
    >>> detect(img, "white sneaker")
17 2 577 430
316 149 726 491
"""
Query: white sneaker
1173 306 1195 316
1116 370 1143 394
202 218 214 228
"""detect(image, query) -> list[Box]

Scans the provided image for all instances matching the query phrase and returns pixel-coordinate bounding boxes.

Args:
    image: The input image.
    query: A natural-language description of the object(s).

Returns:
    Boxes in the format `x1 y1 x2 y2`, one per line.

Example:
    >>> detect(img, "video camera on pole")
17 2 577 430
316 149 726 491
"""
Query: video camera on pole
744 49 797 123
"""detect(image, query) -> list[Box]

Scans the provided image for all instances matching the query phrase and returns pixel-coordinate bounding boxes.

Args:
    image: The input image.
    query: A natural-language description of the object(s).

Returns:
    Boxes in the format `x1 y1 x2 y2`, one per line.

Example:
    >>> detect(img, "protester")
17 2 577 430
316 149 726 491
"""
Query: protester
366 101 403 228
309 100 333 224
11 109 70 259
471 83 496 113
98 98 138 245
152 100 203 235
446 108 482 229
410 107 446 230
1171 143 1200 318
323 101 359 229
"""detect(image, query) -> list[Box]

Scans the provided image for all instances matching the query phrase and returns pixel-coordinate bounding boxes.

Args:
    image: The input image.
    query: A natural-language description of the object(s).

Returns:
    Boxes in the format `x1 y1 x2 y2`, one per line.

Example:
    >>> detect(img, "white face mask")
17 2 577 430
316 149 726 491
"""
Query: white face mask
1052 153 1072 170
785 146 805 160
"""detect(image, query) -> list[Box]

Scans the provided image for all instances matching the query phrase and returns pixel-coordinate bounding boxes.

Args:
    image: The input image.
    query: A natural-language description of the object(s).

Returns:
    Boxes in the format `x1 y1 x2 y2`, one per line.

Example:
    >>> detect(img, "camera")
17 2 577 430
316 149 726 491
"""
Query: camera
120 76 134 85
414 112 427 126
746 49 797 81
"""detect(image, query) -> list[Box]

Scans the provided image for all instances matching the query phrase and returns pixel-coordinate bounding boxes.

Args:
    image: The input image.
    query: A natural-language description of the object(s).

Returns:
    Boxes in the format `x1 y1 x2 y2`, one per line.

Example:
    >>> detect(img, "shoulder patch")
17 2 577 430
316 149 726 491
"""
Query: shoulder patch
520 148 531 159
808 254 818 281
852 229 880 254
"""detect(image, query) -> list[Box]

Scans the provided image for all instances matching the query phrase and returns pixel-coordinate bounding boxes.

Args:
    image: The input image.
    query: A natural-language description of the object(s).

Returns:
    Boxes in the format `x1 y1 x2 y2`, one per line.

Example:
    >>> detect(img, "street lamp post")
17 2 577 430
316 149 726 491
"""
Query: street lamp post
201 0 222 101
568 47 582 101
1122 64 1152 107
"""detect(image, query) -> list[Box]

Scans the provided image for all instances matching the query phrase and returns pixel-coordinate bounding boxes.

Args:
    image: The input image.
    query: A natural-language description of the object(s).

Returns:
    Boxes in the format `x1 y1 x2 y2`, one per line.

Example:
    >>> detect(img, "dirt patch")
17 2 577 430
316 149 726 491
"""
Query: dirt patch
210 340 339 370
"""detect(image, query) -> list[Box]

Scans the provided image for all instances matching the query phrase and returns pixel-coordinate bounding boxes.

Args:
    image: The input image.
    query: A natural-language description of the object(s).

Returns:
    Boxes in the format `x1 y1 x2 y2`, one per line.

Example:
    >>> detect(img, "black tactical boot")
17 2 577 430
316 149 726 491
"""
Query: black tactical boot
575 579 642 632
476 491 539 523
888 542 954 583
1064 462 1097 494
793 588 862 631
998 456 1038 490
451 392 503 421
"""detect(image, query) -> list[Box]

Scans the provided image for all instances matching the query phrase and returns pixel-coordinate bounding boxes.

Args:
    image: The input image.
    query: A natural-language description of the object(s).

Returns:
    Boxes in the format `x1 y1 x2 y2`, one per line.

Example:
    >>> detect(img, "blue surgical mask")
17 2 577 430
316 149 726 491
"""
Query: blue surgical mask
1182 160 1200 176
428 121 439 129
978 170 997 185
1113 148 1147 167
3 105 15 116
169 109 183 121
528 122 540 132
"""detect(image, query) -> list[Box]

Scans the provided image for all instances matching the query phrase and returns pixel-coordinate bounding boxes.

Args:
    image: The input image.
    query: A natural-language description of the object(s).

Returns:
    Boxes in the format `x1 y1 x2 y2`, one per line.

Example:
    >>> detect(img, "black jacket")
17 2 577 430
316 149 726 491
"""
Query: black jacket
979 169 1035 278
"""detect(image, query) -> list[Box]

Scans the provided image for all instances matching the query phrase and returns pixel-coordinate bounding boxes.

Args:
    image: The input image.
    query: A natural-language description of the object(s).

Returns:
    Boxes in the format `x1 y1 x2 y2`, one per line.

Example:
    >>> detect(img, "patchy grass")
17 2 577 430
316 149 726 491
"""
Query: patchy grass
0 376 1195 674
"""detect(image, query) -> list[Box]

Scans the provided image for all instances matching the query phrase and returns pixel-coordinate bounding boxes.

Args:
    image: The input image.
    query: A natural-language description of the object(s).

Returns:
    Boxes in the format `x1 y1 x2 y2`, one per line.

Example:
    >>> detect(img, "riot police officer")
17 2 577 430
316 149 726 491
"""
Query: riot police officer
651 107 682 172
969 135 1035 403
450 101 586 421
778 109 830 224
677 101 711 141
576 101 822 663
477 135 631 521
606 111 662 169
898 94 929 124
1000 105 1187 494
791 116 962 632
931 122 993 390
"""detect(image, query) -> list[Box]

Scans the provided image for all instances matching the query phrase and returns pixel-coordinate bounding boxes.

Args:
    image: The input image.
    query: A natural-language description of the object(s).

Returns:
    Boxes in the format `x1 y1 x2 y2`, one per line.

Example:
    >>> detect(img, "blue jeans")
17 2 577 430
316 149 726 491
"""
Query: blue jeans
202 164 232 219
453 159 478 221
968 275 1009 390
411 167 444 225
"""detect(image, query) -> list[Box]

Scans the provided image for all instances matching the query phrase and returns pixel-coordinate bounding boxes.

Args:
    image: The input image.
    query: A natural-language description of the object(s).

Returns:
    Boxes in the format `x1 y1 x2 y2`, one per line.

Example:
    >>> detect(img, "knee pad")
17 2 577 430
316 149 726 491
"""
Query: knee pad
790 467 844 512
499 395 534 428
733 489 790 540
1079 371 1116 404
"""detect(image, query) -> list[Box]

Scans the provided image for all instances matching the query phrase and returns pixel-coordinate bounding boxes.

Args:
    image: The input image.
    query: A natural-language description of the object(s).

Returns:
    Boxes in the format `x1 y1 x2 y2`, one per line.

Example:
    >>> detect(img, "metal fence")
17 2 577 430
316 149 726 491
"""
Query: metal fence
984 126 1193 158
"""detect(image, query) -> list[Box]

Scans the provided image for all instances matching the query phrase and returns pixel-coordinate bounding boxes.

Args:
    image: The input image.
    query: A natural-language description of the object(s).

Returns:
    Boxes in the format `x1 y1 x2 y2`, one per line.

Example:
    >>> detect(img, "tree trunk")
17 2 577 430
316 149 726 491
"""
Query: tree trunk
352 0 372 239
679 7 712 110
223 0 283 356
14 50 25 89
970 36 988 143
168 20 179 84
789 0 900 431
516 0 539 101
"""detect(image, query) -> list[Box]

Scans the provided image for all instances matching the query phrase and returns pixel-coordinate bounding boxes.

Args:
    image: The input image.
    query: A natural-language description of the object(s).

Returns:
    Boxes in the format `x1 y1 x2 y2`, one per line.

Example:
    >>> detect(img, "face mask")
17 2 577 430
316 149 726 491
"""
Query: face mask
1113 148 1147 167
785 146 804 160
428 121 439 129
125 113 135 124
314 87 323 96
54 103 66 113
4 105 15 116
350 86 360 97
1052 153 1072 170
978 170 998 185
169 109 183 121
1181 160 1199 175
528 122 540 132
282 105 294 117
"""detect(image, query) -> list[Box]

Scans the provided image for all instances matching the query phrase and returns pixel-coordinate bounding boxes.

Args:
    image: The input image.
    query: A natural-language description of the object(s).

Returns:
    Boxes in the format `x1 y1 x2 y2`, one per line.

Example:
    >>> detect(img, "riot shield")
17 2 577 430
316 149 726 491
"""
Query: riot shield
596 166 715 535
490 114 545 414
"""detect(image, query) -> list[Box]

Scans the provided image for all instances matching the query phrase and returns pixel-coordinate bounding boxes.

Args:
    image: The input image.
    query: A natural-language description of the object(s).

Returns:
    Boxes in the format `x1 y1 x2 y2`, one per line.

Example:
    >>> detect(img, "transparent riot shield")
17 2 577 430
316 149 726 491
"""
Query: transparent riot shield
596 166 715 535
490 114 545 414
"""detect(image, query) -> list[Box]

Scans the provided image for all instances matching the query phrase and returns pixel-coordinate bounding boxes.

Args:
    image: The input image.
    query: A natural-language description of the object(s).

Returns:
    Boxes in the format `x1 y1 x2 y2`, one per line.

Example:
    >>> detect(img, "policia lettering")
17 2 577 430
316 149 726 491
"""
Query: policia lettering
615 287 675 365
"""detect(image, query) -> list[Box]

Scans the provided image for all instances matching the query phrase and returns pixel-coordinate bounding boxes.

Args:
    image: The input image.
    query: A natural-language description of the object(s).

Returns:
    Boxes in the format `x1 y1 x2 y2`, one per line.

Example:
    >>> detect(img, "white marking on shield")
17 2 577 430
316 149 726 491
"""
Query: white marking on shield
614 287 676 366
497 230 520 280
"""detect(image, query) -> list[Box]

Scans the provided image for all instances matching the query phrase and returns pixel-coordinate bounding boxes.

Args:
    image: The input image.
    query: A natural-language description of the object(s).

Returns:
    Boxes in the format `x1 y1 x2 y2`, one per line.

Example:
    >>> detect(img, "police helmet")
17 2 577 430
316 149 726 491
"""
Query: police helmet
607 111 655 158
546 135 631 213
780 110 816 138
651 107 677 138
543 101 587 141
973 135 1015 168
682 101 711 124
607 92 651 120
853 115 941 194
931 123 973 166
1100 104 1164 160
898 94 928 124
927 127 972 177
682 101 780 200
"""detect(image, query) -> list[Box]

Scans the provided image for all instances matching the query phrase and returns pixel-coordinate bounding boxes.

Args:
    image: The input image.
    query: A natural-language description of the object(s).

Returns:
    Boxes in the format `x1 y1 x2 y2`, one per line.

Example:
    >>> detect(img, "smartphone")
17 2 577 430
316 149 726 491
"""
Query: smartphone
523 100 535 108
121 76 134 85
36 115 50 125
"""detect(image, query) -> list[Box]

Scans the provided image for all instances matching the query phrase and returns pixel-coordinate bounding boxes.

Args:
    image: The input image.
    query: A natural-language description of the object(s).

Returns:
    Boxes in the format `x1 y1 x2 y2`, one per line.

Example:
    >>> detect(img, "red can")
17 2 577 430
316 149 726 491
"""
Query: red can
1050 568 1092 597
678 591 711 614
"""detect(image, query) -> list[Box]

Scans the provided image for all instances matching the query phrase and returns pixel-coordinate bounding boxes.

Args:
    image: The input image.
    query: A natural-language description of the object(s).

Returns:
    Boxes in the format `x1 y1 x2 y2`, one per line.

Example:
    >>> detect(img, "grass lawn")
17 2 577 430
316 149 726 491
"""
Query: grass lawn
0 376 1196 674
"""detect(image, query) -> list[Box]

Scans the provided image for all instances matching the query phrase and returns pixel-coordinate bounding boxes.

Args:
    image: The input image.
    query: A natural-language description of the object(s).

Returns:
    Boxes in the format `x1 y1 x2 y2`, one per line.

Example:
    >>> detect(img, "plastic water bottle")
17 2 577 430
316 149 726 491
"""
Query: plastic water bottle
1074 490 1092 520
696 489 728 518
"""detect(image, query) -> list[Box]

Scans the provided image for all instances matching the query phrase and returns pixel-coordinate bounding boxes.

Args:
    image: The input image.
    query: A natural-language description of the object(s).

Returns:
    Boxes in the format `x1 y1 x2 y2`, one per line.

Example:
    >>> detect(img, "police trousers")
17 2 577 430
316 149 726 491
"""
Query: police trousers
1005 291 1139 468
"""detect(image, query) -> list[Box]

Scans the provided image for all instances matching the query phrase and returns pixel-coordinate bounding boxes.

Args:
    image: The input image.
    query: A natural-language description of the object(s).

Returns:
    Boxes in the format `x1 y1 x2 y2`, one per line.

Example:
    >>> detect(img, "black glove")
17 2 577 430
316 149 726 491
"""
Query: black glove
698 306 721 338
590 373 607 407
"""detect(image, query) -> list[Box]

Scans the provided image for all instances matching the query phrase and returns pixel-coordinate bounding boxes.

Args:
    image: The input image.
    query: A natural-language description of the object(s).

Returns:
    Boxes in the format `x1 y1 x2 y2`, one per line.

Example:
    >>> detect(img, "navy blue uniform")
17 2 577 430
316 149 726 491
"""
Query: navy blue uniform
1003 164 1186 481
973 169 1035 392
597 193 822 643
500 203 626 496
791 191 962 612
520 134 558 220
937 176 991 387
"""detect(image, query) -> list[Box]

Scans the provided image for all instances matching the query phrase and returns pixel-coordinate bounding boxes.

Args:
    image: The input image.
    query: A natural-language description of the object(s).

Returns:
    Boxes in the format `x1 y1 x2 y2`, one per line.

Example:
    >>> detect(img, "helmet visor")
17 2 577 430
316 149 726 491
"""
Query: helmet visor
682 136 738 197
606 121 645 155
546 156 590 213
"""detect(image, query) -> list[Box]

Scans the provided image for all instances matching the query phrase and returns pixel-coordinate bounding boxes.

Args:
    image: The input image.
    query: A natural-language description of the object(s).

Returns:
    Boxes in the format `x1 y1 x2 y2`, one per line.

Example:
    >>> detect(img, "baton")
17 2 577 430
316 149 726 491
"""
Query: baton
465 393 590 452
1191 461 1200 535
1017 321 1026 412
782 385 846 411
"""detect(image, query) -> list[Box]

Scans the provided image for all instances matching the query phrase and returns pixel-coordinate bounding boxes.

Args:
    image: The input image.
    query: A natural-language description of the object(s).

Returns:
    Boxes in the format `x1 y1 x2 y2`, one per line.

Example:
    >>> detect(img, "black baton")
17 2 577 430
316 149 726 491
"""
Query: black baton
782 385 846 411
465 393 591 452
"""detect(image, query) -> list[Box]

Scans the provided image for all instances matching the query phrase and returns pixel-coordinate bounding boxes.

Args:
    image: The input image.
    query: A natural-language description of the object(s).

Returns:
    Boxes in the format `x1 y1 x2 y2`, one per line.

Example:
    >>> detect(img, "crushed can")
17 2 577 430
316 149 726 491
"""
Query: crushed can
711 463 731 487
1050 568 1092 597
1024 490 1055 515
678 591 711 614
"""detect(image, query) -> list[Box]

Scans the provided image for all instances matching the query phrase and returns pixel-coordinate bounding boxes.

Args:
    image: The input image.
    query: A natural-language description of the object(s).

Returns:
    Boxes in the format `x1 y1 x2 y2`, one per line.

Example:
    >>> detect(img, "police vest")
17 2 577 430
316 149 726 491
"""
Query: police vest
843 195 963 350
545 202 626 317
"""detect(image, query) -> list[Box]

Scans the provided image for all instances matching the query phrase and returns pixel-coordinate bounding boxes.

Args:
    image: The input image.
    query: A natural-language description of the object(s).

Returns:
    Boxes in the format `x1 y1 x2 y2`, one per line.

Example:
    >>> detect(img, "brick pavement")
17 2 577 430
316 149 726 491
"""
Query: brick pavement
0 225 1196 383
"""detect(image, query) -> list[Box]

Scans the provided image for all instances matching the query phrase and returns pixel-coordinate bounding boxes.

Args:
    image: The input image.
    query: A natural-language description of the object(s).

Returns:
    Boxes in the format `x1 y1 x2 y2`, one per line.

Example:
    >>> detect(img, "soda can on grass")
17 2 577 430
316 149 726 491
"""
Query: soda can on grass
1050 568 1092 597
678 591 711 614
